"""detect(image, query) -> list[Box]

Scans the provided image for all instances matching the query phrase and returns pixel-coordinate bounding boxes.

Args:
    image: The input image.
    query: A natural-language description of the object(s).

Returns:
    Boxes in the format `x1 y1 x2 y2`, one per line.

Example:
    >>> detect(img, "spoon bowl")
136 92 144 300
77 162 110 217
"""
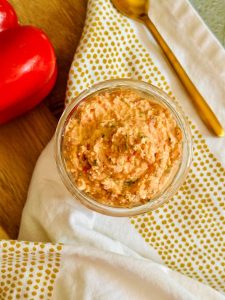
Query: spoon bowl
111 0 148 20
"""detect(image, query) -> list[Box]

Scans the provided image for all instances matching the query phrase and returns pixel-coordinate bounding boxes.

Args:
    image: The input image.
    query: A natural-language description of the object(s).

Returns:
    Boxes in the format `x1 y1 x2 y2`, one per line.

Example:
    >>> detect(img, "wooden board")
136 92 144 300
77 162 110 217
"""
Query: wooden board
0 226 9 239
0 0 87 239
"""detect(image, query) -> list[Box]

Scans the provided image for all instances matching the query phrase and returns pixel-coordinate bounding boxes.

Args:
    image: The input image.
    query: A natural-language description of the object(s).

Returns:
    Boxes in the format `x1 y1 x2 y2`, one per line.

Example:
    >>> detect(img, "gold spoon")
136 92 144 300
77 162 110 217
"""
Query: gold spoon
111 0 224 137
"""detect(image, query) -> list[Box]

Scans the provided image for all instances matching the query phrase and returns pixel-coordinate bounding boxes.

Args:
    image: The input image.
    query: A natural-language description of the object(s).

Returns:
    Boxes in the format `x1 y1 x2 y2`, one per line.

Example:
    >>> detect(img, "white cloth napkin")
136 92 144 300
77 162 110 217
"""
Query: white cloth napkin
1 239 224 300
18 0 225 299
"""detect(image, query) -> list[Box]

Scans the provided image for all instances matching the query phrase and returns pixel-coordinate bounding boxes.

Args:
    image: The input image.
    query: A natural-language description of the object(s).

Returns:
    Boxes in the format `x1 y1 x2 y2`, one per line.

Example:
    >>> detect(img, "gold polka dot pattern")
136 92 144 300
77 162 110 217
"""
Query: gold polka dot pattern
65 0 225 293
0 241 62 299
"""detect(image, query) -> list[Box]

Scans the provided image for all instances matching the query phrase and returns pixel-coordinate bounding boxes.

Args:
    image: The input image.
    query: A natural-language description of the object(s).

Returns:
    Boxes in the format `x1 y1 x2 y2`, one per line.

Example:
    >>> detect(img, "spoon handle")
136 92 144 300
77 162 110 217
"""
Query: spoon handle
142 15 224 137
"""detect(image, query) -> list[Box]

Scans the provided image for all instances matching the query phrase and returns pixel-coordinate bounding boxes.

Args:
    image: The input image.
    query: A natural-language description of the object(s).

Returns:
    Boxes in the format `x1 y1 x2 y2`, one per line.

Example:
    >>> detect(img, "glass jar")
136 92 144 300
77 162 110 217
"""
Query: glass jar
55 79 192 217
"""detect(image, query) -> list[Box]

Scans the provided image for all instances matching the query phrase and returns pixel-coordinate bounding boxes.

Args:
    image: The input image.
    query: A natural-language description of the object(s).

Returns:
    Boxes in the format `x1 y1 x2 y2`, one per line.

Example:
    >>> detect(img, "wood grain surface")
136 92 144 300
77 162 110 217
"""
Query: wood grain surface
0 0 87 239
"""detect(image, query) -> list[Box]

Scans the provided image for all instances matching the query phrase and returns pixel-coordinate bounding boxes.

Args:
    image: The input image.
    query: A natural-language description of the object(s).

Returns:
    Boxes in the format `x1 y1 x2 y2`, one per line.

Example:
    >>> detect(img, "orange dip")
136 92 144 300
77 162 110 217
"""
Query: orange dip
63 89 182 207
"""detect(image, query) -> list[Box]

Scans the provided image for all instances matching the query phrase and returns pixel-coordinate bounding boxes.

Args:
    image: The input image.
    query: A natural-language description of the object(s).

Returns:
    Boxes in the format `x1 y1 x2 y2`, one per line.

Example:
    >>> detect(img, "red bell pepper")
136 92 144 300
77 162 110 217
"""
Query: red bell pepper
0 0 18 32
0 0 57 124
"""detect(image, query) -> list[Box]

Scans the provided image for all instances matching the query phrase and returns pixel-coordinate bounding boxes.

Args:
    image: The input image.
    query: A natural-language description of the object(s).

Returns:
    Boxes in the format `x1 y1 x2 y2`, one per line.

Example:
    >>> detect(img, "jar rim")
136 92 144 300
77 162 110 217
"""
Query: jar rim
55 79 193 217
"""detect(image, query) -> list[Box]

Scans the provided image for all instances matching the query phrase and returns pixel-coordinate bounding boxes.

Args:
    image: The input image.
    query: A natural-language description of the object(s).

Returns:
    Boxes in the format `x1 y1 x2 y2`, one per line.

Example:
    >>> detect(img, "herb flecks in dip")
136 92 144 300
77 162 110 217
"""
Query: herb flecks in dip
63 89 182 208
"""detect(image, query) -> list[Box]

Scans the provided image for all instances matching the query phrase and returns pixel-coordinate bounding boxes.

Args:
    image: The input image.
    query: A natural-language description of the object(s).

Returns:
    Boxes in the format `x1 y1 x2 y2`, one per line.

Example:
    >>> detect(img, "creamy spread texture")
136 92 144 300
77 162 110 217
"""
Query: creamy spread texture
63 88 182 207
